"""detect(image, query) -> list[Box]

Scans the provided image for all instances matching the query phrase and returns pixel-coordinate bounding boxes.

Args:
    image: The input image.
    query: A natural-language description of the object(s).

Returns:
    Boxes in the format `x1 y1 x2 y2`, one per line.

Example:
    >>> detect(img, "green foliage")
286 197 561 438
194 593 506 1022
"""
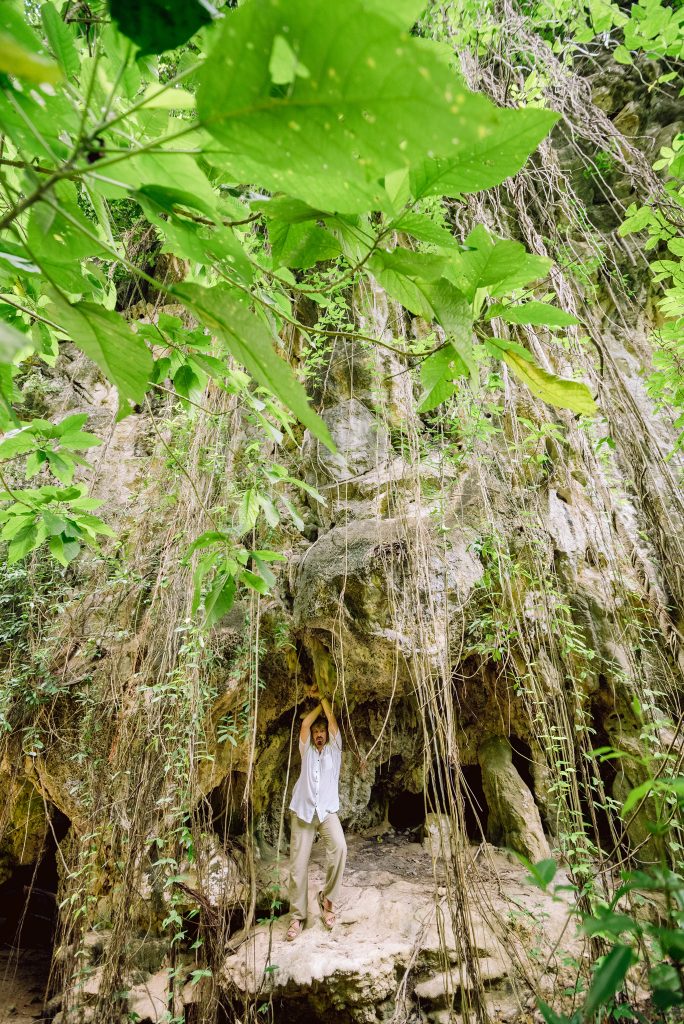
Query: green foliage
108 0 216 57
621 133 684 452
0 0 594 590
528 770 684 1022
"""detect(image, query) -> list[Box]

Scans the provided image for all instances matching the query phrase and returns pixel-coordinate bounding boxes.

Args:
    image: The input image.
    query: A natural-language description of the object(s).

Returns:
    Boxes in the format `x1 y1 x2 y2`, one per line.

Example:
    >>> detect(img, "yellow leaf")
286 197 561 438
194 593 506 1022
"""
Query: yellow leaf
503 350 597 415
0 33 62 83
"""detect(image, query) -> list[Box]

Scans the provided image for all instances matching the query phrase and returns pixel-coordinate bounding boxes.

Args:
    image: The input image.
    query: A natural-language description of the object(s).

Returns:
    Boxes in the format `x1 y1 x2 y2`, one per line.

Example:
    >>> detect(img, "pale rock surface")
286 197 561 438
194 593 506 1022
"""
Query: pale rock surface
221 835 578 1022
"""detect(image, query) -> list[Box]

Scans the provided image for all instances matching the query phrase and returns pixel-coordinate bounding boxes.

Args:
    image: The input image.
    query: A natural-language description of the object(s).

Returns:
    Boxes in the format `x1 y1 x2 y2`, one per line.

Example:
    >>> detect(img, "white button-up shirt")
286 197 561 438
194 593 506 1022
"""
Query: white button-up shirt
289 730 342 824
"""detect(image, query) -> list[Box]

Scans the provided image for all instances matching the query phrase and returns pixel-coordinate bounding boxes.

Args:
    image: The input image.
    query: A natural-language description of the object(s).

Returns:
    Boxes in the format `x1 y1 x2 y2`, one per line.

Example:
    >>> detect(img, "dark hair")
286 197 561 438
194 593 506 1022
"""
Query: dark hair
312 716 328 732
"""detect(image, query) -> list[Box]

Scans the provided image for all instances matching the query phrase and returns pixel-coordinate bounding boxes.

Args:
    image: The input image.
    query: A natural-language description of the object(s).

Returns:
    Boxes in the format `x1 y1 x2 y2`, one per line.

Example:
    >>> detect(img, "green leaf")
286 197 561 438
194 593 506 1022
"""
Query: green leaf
174 284 333 449
417 344 470 412
410 109 558 198
46 450 75 485
487 301 580 327
621 779 654 816
0 32 61 84
204 573 236 627
197 0 523 212
584 945 634 1017
0 428 37 460
269 221 341 269
239 489 261 534
240 568 270 594
139 85 197 110
370 264 434 319
497 346 597 416
582 913 639 939
650 964 683 1011
0 322 33 362
47 297 153 415
93 154 217 217
8 519 45 565
537 1000 573 1024
48 534 79 566
448 226 552 301
519 856 559 891
250 554 277 589
419 279 473 337
656 927 684 960
107 0 216 56
41 3 80 78
362 0 426 28
27 189 110 291
269 34 311 85
393 212 456 248
252 196 326 224
613 44 633 64
58 430 101 452
173 364 204 407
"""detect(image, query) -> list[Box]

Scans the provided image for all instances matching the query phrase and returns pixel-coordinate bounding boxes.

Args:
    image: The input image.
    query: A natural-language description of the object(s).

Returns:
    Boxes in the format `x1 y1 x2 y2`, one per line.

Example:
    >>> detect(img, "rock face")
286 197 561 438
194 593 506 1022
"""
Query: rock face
221 835 579 1024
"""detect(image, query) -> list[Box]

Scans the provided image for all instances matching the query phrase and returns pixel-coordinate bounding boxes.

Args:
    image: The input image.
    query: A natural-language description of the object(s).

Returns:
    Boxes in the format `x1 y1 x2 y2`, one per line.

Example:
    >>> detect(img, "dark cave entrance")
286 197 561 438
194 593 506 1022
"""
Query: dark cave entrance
387 789 425 830
0 806 69 1019
510 736 536 796
456 765 489 842
374 754 490 844
376 767 492 842
0 807 69 950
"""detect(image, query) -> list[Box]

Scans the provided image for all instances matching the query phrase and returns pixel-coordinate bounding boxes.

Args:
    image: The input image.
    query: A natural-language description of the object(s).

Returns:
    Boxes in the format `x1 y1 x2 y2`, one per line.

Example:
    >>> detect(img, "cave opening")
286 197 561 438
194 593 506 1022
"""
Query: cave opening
0 805 69 1020
0 806 69 950
509 736 536 796
387 789 425 831
580 720 624 854
427 761 489 843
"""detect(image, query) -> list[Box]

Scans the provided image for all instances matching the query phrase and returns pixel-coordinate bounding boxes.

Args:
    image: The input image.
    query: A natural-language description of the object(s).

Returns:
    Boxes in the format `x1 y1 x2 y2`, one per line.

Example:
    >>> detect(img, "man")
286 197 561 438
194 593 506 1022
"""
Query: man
286 683 346 941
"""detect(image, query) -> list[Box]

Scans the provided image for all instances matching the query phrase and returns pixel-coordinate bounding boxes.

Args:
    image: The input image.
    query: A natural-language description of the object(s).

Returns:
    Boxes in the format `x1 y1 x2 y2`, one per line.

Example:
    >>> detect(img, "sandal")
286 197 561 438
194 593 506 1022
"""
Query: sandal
317 890 335 930
286 918 302 941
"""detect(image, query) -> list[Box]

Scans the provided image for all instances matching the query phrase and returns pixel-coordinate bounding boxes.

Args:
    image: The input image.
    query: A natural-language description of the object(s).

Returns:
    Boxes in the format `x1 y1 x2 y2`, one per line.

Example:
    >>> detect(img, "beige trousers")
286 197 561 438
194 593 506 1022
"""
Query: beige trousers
289 811 347 922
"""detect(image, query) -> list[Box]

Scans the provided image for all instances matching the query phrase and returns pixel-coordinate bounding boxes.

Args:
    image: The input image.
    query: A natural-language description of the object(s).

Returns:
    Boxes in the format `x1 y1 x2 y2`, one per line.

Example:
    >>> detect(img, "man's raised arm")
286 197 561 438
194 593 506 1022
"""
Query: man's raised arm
320 695 339 739
299 700 323 745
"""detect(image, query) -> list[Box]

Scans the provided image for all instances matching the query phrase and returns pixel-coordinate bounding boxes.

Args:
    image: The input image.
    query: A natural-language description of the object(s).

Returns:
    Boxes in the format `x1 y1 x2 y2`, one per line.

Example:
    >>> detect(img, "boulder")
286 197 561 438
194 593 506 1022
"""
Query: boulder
478 737 551 862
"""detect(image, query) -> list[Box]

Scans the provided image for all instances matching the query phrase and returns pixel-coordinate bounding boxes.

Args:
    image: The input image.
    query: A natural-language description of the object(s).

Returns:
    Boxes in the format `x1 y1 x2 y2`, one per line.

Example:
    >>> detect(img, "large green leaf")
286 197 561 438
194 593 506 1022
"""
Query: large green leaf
0 322 33 362
174 284 334 449
447 226 551 301
0 81 77 162
393 212 456 248
362 0 426 27
419 279 473 336
0 32 61 83
269 221 341 269
418 342 472 412
584 945 634 1017
370 264 434 319
47 295 153 414
27 188 110 291
0 4 61 84
136 195 253 284
41 2 80 79
89 152 217 215
487 301 580 327
107 0 216 56
410 109 558 198
196 0 521 212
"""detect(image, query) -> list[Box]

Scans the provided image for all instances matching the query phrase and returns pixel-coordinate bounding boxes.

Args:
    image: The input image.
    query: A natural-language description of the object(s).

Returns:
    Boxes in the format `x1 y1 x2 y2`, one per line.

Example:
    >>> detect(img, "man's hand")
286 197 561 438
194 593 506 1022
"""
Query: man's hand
306 683 321 700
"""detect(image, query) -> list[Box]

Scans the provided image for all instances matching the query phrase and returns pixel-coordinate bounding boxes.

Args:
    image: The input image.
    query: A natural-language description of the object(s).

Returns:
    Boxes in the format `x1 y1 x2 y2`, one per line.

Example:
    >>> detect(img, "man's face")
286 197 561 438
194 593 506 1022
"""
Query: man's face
312 724 327 749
